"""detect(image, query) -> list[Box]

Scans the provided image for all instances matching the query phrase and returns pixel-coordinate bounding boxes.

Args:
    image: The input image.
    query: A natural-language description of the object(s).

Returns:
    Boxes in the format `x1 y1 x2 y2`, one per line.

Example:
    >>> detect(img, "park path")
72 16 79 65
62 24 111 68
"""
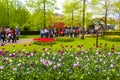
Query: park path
4 38 33 45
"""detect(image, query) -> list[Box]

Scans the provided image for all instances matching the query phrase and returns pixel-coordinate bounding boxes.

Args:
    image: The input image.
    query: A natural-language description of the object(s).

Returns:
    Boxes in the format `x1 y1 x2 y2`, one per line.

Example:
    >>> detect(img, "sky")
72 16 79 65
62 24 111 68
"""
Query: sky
21 0 64 14
55 0 64 14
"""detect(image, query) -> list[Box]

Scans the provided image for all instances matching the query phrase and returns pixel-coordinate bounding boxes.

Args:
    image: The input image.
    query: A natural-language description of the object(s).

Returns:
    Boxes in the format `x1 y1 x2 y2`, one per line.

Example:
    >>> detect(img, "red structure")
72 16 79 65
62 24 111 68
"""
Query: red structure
53 22 65 29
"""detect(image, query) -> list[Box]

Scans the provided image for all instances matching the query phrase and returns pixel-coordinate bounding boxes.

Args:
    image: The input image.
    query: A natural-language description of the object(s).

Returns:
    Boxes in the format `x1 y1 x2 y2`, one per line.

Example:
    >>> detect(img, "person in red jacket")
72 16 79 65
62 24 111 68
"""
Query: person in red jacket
8 28 13 42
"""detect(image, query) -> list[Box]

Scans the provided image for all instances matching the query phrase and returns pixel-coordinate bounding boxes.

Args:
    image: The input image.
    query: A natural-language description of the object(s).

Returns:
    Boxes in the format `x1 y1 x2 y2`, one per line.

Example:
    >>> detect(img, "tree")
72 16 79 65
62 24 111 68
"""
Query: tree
81 0 86 39
63 0 82 26
112 0 120 30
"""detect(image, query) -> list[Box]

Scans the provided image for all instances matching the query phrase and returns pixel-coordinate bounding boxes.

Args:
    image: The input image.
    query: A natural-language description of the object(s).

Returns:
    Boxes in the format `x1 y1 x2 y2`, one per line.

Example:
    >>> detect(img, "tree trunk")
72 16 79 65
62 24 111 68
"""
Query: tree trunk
105 8 108 31
7 0 9 26
72 10 74 26
43 0 46 28
81 0 85 39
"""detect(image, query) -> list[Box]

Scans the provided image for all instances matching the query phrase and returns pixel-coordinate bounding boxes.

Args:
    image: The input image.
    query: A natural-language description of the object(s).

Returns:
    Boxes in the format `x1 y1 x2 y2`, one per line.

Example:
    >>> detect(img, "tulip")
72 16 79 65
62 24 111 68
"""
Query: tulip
53 65 57 70
0 66 4 69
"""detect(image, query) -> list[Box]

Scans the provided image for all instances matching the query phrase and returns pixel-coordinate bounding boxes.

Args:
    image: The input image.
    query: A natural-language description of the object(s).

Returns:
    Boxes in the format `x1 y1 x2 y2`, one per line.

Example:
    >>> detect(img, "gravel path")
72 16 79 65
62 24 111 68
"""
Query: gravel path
4 38 33 45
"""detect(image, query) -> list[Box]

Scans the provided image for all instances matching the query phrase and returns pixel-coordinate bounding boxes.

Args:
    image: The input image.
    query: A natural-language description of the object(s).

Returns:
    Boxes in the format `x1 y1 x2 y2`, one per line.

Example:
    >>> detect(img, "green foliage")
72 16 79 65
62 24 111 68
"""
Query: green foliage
103 36 120 42
57 37 74 42
22 23 31 31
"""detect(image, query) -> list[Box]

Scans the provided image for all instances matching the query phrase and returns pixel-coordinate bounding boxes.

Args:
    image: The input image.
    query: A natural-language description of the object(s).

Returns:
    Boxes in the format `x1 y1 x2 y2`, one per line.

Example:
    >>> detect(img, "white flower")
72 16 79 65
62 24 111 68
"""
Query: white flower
17 63 22 67
47 52 50 55
108 52 111 56
100 58 102 62
58 59 61 62
48 61 52 65
110 64 114 68
116 52 120 55
57 63 61 67
13 68 17 71
53 57 55 60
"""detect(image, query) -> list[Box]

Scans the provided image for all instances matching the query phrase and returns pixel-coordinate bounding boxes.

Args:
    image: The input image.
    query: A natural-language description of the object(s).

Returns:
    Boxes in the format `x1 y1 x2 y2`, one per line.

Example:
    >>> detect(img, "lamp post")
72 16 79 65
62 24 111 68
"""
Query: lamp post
96 32 98 47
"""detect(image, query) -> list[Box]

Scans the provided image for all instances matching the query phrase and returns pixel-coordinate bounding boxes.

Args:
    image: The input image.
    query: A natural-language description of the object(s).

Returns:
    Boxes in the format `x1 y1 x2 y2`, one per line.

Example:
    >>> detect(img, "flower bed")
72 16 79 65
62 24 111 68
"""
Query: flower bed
103 36 120 42
33 38 56 45
0 44 120 79
56 37 74 42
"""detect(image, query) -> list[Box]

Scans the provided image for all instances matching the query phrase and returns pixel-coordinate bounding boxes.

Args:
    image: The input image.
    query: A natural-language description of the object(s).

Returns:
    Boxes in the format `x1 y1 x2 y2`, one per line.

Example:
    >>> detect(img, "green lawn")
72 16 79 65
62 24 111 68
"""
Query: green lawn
0 37 119 52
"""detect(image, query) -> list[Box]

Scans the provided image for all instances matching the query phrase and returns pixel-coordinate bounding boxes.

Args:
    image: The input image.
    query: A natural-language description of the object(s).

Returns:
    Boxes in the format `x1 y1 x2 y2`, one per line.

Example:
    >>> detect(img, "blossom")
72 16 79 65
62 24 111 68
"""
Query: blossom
57 63 61 67
17 63 22 67
2 59 7 63
0 51 3 56
9 53 15 58
53 65 57 70
9 59 13 63
48 61 52 65
26 53 31 57
110 64 114 68
13 68 17 71
0 66 4 69
73 63 80 68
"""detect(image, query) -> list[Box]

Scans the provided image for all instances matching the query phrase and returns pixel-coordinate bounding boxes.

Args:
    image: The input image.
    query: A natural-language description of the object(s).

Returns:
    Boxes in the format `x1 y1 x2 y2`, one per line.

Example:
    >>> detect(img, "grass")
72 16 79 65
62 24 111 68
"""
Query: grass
20 35 40 38
0 37 120 52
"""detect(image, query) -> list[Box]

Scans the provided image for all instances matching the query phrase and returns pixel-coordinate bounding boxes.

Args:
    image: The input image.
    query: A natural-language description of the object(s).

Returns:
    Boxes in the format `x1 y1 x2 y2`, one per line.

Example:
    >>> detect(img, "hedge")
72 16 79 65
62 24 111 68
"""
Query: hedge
20 31 40 35
101 31 120 36
20 31 120 36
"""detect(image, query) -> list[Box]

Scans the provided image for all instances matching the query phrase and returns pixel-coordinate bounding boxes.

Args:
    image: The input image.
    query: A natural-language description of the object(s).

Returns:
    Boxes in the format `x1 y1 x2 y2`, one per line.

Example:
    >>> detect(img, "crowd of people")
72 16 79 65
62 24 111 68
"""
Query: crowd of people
0 26 20 44
40 26 100 38
40 26 83 38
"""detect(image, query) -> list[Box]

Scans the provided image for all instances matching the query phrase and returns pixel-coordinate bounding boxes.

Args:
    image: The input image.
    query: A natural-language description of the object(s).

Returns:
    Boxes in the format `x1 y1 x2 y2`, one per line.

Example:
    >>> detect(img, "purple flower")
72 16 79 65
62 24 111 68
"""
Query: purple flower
2 59 7 63
66 45 68 48
26 53 31 57
13 46 15 48
61 57 64 61
70 45 73 48
61 51 64 55
53 65 57 70
1 43 5 46
0 51 3 56
33 50 37 54
76 52 80 55
77 45 81 48
29 44 31 46
104 48 107 51
100 43 102 45
81 50 85 53
2 48 5 50
58 50 61 53
24 44 27 47
9 54 15 58
89 48 92 50
0 66 4 69
42 48 46 51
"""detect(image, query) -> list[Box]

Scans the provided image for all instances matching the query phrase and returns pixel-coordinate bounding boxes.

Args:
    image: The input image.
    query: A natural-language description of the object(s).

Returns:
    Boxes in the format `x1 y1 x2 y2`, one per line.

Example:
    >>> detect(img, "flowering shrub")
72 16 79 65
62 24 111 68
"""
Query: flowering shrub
103 36 120 42
56 37 74 42
0 43 120 79
33 38 56 45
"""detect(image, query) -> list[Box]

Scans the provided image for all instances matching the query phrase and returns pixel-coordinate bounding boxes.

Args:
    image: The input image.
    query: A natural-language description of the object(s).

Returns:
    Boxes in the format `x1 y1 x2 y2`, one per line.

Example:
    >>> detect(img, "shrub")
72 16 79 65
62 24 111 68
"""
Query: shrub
56 37 74 42
103 36 120 42
33 38 56 45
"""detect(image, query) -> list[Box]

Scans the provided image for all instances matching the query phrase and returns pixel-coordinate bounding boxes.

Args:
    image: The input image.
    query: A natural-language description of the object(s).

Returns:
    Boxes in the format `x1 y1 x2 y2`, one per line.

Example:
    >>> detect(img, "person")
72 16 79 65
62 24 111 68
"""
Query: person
65 27 69 37
44 28 49 38
8 28 13 42
12 29 17 43
49 28 54 38
0 28 6 44
15 26 20 40
40 28 44 38
70 28 73 38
